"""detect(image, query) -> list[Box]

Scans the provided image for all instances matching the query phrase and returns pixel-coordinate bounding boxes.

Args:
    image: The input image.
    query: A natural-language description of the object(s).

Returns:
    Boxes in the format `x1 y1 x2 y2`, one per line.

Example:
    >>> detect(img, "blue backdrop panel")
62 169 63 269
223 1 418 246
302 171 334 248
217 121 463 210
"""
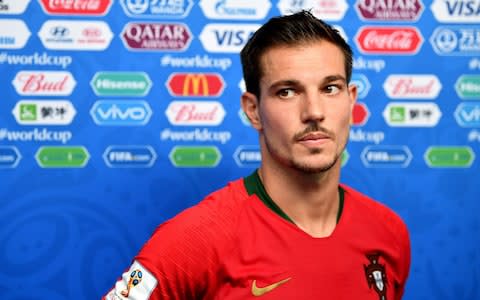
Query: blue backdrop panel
0 0 479 299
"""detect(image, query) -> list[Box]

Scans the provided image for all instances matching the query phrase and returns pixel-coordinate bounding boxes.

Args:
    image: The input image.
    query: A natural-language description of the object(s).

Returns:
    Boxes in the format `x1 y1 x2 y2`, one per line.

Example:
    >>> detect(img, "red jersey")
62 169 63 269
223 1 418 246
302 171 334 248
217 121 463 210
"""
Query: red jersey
104 172 410 300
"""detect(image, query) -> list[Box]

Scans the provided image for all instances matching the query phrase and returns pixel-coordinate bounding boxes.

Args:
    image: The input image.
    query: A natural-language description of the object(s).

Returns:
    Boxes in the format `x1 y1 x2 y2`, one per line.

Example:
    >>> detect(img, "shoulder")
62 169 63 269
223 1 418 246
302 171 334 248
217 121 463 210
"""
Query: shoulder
139 177 250 259
122 178 251 298
340 184 410 245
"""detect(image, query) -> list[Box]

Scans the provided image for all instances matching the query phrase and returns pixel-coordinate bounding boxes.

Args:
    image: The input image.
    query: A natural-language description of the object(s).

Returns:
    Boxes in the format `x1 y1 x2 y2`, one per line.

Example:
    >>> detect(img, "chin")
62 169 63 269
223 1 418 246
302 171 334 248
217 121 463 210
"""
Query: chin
290 157 339 174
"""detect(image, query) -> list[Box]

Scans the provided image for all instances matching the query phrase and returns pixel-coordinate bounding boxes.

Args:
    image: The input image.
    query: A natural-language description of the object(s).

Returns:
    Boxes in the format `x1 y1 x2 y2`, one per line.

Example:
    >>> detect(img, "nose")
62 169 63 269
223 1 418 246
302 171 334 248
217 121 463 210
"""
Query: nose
300 93 325 123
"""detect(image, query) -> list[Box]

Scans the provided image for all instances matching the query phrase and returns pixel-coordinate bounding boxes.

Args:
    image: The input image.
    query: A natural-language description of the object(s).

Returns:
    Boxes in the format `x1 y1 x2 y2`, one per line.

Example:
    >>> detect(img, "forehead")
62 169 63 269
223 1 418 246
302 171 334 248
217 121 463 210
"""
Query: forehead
259 41 346 83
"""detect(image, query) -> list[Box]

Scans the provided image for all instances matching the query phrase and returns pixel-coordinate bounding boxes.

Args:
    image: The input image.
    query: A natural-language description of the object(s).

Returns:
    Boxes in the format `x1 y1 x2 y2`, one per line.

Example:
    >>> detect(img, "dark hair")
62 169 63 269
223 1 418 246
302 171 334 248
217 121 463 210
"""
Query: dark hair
240 10 353 99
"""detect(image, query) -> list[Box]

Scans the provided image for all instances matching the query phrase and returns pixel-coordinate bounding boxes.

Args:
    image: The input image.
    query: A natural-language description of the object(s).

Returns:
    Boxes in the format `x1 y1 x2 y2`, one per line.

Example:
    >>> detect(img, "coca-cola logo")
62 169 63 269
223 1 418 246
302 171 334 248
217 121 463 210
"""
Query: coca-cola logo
165 101 225 126
39 0 112 15
383 74 442 99
12 71 77 96
121 22 192 51
355 26 423 54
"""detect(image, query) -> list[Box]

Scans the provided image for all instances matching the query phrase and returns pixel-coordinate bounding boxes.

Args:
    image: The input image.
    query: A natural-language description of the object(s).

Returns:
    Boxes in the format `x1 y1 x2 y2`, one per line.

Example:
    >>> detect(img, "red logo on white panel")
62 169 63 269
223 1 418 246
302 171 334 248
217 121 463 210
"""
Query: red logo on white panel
383 74 442 99
38 20 113 50
39 0 112 15
13 71 76 96
166 101 226 126
355 26 423 54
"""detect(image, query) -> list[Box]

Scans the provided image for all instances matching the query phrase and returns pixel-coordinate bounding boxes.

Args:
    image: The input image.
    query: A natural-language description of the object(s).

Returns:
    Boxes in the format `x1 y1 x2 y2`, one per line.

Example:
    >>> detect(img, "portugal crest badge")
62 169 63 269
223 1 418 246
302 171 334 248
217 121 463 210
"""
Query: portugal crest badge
364 253 388 300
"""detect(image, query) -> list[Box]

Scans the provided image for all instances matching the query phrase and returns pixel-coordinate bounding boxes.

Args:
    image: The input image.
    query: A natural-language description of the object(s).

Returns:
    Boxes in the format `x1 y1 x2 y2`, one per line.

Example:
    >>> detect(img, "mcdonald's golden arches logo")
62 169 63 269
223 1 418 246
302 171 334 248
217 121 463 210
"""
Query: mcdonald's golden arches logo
166 73 225 97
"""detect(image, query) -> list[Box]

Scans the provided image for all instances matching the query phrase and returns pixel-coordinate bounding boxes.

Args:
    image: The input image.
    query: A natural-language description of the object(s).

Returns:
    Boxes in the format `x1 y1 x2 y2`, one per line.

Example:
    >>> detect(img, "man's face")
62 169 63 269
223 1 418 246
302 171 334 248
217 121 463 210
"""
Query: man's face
242 40 357 174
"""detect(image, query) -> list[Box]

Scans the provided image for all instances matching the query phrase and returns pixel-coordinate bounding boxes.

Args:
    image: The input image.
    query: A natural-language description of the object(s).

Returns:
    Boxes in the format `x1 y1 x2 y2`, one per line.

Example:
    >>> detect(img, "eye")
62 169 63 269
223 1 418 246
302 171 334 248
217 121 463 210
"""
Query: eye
277 88 296 99
324 85 341 95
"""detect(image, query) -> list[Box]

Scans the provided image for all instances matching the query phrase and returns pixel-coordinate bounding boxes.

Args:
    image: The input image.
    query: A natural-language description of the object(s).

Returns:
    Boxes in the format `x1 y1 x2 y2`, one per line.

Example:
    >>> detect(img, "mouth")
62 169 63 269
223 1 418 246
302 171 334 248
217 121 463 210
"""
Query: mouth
298 132 330 141
296 132 331 146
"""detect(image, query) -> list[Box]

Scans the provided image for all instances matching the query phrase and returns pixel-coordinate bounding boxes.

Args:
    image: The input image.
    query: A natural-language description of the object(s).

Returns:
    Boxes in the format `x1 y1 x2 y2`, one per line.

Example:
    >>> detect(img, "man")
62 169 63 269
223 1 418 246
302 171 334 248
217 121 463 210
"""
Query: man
104 10 411 300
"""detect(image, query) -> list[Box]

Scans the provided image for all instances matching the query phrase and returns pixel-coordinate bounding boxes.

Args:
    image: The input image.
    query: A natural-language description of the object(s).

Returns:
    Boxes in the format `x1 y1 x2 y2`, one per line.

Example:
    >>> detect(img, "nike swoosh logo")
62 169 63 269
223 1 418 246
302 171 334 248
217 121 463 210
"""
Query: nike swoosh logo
251 277 291 297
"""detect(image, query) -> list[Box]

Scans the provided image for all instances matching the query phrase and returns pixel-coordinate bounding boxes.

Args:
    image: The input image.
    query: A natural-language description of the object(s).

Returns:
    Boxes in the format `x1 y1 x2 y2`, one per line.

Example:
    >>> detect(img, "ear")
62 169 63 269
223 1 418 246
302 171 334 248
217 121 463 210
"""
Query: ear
348 83 358 124
241 91 262 130
348 82 358 106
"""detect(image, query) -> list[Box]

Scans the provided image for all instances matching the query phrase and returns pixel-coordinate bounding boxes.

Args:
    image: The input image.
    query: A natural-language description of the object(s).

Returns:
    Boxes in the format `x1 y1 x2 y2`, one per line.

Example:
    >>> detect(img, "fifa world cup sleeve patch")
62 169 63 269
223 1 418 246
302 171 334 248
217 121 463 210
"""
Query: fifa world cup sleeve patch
105 260 158 300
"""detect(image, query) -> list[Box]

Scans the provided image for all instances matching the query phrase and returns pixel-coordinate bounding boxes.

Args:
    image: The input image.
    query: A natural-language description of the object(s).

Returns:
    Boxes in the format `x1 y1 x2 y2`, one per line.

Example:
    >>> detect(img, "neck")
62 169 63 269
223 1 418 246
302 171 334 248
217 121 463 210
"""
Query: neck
258 161 341 238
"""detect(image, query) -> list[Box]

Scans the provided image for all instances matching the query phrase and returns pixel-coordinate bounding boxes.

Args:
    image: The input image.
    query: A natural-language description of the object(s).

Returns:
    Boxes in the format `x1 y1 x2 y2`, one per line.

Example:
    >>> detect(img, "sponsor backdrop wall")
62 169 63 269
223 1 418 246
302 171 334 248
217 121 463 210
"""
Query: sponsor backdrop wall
0 0 479 299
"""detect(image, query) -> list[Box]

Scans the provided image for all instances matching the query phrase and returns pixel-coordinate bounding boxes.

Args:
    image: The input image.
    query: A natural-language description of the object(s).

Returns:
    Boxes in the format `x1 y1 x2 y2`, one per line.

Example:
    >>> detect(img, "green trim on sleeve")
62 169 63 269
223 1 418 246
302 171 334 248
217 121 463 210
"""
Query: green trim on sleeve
244 170 344 224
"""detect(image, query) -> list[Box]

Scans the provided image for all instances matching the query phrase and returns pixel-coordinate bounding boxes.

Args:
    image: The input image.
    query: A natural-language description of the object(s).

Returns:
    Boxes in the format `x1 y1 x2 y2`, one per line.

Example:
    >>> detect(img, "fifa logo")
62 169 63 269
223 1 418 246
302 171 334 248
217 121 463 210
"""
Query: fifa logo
121 269 143 297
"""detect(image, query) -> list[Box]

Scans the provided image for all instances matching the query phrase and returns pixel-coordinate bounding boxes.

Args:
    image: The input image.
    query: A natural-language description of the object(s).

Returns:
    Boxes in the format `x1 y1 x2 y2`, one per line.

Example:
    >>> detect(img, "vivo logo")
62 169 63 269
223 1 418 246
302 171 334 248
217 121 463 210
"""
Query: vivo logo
90 100 152 125
455 103 480 127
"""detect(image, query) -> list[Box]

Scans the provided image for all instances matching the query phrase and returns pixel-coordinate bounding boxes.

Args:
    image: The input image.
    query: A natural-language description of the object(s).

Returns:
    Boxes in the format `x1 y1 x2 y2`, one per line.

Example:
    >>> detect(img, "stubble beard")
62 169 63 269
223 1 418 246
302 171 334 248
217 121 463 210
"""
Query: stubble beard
264 137 345 174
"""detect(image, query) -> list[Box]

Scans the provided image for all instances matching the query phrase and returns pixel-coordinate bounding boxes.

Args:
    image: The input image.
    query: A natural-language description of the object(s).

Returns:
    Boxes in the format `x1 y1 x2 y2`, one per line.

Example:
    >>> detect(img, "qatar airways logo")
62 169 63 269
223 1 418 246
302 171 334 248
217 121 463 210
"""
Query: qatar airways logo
121 22 192 51
165 101 226 126
355 26 423 54
383 74 442 99
355 0 424 21
13 71 76 96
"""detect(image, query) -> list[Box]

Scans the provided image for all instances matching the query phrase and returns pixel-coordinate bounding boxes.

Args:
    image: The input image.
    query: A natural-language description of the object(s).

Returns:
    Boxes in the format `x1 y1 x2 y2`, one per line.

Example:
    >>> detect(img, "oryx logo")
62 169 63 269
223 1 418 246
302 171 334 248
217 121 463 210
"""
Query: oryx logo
166 73 225 97
122 0 149 14
90 100 152 126
430 26 480 56
120 0 193 17
364 253 388 300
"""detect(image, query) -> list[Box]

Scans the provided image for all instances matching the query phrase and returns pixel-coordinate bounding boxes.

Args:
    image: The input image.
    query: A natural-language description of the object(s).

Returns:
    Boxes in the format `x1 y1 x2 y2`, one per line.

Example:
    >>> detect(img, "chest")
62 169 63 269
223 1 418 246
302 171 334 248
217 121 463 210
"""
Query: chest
209 213 399 300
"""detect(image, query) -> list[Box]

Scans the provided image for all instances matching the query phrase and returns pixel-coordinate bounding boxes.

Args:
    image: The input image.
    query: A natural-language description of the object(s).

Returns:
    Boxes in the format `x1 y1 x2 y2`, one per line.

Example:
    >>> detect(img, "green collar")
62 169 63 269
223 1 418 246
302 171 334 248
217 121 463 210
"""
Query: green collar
244 170 344 224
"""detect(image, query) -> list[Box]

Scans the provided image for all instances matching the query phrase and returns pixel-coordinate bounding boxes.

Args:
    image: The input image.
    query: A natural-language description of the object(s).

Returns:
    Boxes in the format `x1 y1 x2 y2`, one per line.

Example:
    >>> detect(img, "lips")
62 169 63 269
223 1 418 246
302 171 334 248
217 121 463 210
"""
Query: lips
298 132 330 142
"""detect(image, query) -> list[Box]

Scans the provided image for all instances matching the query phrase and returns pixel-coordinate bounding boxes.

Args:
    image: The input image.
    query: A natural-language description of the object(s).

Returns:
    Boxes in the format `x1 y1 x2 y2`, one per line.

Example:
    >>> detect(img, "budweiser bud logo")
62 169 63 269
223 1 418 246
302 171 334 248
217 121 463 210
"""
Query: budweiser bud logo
383 74 442 99
355 26 423 54
165 101 226 126
12 71 76 96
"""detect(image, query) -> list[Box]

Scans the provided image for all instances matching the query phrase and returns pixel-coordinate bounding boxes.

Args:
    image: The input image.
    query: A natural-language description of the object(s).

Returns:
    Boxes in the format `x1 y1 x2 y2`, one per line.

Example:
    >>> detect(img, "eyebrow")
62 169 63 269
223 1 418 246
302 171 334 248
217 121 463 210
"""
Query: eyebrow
268 74 347 91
